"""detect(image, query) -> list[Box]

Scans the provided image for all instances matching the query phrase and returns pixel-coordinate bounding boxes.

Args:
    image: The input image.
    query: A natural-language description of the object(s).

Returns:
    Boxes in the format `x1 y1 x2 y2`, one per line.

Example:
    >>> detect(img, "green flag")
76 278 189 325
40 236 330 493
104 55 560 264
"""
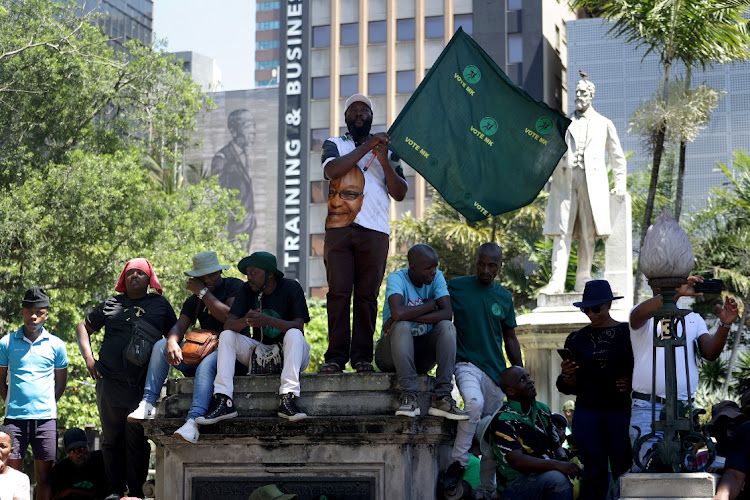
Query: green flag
388 28 570 222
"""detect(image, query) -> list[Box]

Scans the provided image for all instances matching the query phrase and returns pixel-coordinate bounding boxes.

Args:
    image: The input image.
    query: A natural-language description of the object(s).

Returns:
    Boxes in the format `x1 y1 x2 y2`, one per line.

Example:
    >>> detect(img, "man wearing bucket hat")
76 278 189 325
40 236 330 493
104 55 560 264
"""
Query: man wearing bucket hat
0 286 68 500
319 93 408 374
126 251 244 444
196 251 311 423
477 366 581 499
556 279 633 499
629 275 738 463
76 258 176 498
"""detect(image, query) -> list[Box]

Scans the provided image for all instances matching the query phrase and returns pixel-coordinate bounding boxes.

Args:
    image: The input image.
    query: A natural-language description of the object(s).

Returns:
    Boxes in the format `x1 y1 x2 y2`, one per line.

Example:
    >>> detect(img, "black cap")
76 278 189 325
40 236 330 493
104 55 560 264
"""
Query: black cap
22 286 50 309
63 428 88 452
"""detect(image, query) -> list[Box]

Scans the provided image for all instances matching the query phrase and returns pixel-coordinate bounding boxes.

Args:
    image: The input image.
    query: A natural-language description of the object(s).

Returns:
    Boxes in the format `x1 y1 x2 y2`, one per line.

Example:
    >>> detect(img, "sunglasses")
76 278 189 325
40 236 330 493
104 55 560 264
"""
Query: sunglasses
580 304 602 314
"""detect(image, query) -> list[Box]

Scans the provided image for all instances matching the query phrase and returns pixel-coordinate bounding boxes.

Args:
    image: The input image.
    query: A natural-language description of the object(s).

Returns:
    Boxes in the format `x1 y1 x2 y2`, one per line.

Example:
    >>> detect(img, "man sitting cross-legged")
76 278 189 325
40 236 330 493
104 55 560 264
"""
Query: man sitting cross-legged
485 366 582 499
126 251 243 444
196 252 311 423
374 244 468 420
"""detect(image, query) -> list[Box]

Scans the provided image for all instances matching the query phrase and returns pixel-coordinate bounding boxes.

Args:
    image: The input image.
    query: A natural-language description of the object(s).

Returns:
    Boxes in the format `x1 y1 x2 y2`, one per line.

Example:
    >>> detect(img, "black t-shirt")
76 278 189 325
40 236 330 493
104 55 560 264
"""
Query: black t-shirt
556 322 634 411
228 278 310 344
50 450 106 499
85 293 177 381
180 277 244 331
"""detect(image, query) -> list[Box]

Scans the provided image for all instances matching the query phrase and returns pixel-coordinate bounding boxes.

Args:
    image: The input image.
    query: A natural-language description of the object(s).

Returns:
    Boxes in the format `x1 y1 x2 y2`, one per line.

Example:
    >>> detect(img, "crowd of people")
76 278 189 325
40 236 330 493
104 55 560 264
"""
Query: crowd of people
0 91 747 500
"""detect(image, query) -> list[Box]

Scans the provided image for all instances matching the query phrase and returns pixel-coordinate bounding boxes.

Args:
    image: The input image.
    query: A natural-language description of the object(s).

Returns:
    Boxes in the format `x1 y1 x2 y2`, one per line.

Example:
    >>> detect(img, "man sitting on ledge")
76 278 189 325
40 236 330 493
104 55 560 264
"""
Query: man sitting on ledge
196 252 311 423
487 366 582 499
374 243 468 420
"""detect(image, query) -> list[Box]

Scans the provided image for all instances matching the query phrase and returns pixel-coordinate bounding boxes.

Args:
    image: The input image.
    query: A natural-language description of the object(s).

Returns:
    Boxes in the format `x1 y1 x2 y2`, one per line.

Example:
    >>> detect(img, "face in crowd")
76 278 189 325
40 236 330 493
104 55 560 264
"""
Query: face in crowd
475 244 503 287
345 101 373 139
22 307 48 333
198 271 223 292
125 268 150 296
408 245 439 287
326 167 365 229
246 266 270 294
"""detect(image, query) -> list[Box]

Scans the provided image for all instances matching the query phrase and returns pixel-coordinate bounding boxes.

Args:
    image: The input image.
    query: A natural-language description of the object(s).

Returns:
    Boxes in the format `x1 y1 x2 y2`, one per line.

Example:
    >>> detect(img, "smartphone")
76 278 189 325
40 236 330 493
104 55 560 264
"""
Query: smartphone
694 279 723 294
557 348 574 361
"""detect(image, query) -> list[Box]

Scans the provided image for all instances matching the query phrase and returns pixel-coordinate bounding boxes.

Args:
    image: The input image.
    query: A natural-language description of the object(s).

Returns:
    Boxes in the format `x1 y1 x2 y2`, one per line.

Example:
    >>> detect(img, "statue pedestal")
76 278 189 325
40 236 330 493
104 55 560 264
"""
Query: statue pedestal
516 293 630 413
142 373 455 500
619 472 719 499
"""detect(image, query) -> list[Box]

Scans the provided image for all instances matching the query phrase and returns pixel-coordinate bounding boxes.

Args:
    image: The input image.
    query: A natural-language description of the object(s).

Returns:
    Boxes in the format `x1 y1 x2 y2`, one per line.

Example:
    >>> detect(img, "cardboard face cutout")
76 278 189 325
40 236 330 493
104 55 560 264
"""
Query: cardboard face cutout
325 166 365 229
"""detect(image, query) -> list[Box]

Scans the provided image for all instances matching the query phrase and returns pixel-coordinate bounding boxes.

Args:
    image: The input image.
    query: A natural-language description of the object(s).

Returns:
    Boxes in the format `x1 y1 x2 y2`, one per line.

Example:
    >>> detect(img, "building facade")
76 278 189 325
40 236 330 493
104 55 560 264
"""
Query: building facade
302 0 576 297
256 1 282 87
82 0 153 48
567 16 750 214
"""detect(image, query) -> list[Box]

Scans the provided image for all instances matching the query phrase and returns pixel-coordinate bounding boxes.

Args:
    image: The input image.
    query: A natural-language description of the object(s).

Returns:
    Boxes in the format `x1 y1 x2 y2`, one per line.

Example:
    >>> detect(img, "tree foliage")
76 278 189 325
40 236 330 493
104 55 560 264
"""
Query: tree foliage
0 0 246 428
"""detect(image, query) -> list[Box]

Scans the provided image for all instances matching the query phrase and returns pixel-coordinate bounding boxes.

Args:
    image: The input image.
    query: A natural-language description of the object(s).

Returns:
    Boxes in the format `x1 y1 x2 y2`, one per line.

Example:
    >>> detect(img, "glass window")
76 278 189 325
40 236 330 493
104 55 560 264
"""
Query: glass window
256 20 280 30
369 72 386 95
256 60 279 70
340 74 358 98
257 1 280 10
310 129 329 152
310 181 328 203
508 33 523 63
310 234 325 257
397 18 415 41
397 70 415 93
425 16 443 39
312 76 330 99
404 175 415 200
312 25 330 48
369 20 386 43
256 40 280 50
341 23 359 46
454 14 473 35
508 0 523 10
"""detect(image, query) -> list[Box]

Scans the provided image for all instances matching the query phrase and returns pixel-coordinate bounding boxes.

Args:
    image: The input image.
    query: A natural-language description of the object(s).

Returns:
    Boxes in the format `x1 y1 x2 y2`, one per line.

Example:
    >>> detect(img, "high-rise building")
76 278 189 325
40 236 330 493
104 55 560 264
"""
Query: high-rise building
300 0 576 297
82 0 154 48
256 1 282 87
567 16 750 214
173 51 222 91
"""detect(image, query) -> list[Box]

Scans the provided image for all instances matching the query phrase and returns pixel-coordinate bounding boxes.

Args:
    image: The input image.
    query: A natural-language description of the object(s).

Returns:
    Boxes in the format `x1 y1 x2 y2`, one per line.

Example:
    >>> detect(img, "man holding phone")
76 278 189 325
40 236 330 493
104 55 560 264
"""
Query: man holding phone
629 275 739 462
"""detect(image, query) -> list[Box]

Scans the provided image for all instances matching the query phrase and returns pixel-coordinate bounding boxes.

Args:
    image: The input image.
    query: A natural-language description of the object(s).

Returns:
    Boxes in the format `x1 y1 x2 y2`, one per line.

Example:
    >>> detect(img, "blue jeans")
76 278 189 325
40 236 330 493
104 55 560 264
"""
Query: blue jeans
574 407 632 500
143 338 217 421
629 398 663 464
500 470 573 500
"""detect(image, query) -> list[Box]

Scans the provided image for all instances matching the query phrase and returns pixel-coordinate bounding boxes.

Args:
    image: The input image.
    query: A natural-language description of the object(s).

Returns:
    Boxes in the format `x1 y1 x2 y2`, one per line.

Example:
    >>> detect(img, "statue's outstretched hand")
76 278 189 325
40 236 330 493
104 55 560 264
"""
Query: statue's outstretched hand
610 187 626 201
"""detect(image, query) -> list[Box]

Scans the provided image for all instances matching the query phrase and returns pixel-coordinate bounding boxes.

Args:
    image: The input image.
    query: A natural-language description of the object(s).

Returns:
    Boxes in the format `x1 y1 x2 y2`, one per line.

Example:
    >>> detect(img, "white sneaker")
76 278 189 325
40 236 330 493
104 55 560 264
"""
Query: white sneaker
127 401 156 422
174 419 200 444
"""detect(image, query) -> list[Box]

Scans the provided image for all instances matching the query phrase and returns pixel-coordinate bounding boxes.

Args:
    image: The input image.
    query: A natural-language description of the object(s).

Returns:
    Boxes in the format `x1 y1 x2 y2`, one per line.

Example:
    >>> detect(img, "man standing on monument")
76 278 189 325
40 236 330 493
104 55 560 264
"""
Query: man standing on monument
318 94 408 374
540 76 627 294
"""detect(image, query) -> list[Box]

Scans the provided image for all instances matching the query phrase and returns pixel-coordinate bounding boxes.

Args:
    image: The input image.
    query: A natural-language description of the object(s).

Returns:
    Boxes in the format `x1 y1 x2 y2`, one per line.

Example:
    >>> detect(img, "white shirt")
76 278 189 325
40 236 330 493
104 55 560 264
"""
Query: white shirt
0 467 31 500
323 135 399 235
630 310 708 400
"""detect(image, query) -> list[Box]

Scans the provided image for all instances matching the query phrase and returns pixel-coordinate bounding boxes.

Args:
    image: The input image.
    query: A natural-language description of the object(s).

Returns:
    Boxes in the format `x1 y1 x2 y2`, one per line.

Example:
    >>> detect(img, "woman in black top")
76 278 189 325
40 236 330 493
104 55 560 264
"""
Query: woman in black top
556 280 634 500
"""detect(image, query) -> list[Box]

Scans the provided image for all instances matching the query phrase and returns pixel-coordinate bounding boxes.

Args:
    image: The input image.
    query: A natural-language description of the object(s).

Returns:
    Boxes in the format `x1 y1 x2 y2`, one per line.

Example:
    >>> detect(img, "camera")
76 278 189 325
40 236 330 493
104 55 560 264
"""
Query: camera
694 279 723 295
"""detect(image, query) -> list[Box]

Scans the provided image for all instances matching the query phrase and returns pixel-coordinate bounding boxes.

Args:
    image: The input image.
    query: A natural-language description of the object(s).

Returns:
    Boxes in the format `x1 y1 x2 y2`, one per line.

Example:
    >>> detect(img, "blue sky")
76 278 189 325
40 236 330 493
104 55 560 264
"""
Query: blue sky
153 0 256 91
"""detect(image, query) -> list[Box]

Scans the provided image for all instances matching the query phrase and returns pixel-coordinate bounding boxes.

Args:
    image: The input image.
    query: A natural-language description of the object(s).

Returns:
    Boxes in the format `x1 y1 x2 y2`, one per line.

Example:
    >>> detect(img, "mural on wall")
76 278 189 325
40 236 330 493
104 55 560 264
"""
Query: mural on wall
185 88 279 254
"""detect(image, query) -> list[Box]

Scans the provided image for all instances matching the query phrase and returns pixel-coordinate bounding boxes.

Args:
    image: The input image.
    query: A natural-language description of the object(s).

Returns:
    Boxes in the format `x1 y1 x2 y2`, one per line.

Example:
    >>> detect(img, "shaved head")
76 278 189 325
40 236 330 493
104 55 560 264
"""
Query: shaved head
477 242 502 263
498 365 523 393
407 244 437 266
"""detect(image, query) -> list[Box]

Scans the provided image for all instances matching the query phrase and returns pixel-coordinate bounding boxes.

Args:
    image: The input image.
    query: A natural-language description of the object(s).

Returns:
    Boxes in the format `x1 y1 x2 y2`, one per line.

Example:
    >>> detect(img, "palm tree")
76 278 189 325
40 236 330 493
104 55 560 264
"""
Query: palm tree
568 0 750 302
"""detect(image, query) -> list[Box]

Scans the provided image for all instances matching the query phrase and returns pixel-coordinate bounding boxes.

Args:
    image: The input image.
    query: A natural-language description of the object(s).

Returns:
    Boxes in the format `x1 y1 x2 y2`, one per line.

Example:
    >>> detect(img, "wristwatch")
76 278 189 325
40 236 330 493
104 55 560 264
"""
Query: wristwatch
198 287 208 300
720 321 732 329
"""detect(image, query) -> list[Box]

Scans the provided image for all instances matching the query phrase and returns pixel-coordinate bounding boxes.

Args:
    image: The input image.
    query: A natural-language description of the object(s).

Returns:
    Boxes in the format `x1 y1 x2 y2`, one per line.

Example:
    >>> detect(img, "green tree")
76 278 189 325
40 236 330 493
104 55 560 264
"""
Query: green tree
690 151 750 397
391 188 547 306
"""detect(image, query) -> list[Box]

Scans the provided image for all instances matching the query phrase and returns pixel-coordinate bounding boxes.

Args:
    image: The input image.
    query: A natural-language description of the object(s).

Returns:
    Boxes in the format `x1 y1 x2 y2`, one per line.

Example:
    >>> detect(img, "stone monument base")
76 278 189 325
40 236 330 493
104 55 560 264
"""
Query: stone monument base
620 472 719 499
143 373 457 500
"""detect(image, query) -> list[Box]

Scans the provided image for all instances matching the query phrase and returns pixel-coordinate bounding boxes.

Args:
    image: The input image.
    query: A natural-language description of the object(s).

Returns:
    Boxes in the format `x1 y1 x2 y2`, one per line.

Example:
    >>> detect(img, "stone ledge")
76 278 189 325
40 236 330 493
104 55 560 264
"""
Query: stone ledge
143 415 457 445
620 472 719 498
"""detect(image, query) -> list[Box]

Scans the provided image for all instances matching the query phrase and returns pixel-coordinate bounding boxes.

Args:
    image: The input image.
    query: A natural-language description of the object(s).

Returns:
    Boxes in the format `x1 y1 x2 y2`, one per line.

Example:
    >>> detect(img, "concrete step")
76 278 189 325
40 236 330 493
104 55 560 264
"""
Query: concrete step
620 472 719 499
161 372 438 418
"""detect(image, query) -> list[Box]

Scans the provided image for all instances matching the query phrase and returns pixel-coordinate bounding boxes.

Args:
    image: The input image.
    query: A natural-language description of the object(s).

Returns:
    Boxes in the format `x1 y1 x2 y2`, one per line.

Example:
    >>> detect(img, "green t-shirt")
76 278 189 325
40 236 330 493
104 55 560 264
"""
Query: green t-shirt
449 275 517 383
462 453 481 489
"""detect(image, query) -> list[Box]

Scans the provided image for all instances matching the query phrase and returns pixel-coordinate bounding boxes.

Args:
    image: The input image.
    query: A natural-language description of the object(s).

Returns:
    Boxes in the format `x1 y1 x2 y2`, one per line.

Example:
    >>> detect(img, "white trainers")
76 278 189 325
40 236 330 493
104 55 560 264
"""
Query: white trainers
127 401 156 422
174 419 200 444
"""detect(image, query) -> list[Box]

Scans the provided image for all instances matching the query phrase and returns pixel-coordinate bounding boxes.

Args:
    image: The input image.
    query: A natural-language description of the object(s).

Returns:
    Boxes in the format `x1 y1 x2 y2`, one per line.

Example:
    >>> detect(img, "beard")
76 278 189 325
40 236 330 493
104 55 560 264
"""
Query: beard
346 117 372 140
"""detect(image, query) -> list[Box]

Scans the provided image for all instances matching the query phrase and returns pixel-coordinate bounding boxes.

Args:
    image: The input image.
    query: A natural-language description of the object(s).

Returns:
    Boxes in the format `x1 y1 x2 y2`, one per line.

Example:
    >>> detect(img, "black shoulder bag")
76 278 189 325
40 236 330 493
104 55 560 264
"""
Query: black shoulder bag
121 296 164 367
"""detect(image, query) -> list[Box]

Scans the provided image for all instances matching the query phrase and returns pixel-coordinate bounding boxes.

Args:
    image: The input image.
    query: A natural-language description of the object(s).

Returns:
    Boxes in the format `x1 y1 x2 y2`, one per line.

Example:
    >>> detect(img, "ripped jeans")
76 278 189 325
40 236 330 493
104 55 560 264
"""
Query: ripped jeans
500 470 573 500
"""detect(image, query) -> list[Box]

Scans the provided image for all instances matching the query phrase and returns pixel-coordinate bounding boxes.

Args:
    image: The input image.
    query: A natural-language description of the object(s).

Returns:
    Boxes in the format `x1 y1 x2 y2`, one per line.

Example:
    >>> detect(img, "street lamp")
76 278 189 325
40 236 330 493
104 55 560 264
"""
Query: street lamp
632 211 716 472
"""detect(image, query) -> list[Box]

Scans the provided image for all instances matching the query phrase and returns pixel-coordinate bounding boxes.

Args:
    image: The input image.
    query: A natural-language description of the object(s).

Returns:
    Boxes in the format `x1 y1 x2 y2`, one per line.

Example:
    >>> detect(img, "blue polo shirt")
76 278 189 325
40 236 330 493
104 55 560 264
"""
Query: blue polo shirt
0 326 68 419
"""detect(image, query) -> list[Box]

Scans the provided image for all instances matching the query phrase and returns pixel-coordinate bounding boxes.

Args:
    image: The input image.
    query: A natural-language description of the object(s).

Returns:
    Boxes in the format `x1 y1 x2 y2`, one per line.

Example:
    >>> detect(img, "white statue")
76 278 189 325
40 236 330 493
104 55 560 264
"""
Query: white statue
540 77 627 294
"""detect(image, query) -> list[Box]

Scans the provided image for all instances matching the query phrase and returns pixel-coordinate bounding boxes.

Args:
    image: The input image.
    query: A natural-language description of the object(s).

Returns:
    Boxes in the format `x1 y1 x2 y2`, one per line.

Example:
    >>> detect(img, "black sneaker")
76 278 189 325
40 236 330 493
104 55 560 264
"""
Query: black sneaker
278 393 307 421
195 394 238 424
439 460 466 491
